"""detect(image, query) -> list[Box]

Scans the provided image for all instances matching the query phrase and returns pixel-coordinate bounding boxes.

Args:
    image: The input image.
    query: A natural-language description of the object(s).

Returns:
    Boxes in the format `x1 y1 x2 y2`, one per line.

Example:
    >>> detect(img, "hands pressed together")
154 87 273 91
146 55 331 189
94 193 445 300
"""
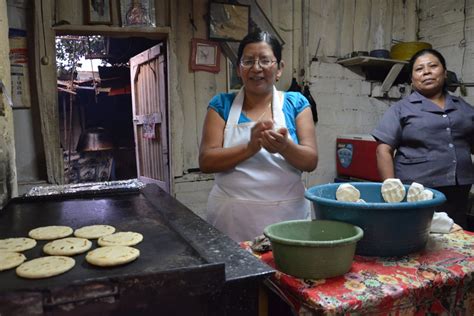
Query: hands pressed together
248 119 290 154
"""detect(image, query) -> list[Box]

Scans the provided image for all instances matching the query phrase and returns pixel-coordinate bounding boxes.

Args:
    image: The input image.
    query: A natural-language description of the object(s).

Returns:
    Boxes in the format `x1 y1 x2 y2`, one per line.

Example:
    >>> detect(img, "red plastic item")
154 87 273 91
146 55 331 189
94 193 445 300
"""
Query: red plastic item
336 134 381 181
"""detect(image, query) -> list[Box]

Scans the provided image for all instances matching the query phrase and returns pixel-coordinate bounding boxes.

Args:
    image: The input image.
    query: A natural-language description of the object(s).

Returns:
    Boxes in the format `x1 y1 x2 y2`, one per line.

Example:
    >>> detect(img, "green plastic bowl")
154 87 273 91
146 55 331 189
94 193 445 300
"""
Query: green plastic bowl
263 220 364 279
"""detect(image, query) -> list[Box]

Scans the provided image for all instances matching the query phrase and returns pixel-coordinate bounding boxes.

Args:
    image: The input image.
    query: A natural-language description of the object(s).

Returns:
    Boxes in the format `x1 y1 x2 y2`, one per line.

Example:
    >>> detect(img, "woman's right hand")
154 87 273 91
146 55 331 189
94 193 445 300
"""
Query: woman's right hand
200 111 274 173
248 120 274 153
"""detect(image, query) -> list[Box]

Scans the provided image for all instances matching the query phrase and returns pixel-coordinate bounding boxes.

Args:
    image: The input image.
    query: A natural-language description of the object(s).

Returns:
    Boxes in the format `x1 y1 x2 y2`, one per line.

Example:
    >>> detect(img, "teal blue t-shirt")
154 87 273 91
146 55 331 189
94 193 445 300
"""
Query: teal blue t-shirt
208 91 310 144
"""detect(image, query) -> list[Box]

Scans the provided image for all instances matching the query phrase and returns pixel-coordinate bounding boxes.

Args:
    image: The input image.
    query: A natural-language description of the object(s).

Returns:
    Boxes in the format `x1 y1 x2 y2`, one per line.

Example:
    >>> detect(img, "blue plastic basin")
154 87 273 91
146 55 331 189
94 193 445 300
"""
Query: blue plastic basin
305 182 446 257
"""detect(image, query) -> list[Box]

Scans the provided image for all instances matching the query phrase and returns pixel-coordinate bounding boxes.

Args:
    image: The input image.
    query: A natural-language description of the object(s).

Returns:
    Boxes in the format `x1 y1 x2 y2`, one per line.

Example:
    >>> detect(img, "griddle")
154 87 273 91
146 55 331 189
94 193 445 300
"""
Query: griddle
0 184 273 315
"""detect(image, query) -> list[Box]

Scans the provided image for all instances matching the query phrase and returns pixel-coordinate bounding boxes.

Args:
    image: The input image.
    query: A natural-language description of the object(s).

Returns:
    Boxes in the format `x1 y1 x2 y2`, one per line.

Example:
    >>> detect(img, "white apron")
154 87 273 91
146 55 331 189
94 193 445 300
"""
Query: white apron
206 86 311 242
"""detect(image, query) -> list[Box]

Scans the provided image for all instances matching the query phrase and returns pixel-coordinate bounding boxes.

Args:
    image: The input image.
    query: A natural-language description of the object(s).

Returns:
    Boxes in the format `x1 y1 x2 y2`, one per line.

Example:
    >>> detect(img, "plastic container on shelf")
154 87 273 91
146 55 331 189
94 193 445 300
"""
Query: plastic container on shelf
390 42 432 61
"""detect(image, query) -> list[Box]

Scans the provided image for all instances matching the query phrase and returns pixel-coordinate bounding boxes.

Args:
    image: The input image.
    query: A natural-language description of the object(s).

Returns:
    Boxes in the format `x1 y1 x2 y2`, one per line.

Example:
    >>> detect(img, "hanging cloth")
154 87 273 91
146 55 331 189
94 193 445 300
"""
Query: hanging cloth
287 77 302 93
303 84 318 123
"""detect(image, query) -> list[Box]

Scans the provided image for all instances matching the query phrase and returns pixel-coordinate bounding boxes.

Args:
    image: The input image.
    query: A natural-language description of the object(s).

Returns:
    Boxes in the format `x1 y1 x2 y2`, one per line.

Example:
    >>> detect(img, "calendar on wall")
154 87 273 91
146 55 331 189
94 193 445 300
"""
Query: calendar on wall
9 28 31 109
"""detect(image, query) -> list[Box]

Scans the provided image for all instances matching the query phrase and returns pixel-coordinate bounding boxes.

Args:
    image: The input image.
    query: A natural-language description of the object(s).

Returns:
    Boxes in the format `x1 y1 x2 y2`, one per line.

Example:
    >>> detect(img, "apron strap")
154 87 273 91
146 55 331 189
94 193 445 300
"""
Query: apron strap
227 86 285 127
227 88 245 127
272 87 285 128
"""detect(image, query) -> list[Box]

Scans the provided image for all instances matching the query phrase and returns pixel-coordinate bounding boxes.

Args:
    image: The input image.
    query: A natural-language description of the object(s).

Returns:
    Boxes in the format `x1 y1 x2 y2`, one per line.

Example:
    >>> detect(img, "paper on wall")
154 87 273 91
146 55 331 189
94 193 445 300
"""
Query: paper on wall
9 28 31 108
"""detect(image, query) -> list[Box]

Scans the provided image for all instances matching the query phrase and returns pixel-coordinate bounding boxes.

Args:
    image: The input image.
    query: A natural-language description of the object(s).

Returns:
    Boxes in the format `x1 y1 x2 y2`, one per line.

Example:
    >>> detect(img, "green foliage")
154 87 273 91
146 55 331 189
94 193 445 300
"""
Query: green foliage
55 35 106 77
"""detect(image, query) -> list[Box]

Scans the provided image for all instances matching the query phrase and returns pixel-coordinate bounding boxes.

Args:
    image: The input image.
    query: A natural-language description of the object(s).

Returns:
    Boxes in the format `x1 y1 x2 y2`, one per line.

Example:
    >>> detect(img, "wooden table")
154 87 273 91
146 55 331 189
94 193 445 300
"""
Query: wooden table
243 230 474 315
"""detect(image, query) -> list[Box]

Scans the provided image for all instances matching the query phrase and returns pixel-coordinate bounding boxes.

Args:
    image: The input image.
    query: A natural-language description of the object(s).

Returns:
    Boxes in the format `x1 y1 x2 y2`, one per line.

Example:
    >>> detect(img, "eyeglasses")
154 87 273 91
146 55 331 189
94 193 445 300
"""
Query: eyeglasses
240 58 277 69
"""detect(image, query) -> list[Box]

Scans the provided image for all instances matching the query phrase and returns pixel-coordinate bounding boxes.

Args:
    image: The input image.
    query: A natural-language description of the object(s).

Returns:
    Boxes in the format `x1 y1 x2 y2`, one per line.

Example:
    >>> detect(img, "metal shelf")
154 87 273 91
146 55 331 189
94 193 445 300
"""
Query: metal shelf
337 56 408 67
337 57 408 95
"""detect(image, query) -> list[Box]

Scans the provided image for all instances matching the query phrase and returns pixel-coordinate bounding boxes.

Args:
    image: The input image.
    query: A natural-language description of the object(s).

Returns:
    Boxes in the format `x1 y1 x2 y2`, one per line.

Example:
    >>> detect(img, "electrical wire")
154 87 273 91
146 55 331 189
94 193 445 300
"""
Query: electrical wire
459 0 467 82
301 0 309 82
455 0 469 96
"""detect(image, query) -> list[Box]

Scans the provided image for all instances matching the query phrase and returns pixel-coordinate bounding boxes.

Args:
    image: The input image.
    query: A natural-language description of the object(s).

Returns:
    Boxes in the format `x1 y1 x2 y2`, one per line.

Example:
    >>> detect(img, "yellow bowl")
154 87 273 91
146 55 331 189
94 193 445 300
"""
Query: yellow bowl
390 42 432 61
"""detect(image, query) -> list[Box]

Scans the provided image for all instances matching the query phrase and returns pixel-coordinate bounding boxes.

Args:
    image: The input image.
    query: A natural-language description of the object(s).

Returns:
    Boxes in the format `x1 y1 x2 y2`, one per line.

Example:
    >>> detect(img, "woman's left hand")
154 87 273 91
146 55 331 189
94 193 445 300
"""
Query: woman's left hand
260 127 289 153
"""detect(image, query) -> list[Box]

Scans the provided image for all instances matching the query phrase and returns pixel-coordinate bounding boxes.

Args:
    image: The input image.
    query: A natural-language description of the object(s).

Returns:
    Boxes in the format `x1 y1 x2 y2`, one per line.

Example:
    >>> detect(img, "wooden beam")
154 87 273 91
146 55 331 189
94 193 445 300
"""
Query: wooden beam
54 25 171 38
380 63 405 93
33 0 64 184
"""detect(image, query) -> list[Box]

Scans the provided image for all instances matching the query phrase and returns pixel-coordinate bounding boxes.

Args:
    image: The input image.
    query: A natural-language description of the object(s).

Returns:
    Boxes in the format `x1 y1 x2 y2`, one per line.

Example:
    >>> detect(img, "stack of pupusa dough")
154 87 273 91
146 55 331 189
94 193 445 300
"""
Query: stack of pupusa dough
381 178 433 203
381 178 406 203
406 182 434 202
336 183 365 203
335 179 434 204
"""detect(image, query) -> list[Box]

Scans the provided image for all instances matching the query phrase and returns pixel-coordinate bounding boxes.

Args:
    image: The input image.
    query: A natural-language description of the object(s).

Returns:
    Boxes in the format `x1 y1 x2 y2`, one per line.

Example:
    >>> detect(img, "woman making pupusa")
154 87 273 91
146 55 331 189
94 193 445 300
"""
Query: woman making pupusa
199 31 318 242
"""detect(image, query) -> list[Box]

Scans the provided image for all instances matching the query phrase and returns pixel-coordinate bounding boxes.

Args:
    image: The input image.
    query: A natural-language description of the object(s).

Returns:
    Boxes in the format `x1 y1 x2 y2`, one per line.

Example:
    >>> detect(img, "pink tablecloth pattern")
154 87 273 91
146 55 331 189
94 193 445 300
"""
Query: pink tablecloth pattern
242 230 474 315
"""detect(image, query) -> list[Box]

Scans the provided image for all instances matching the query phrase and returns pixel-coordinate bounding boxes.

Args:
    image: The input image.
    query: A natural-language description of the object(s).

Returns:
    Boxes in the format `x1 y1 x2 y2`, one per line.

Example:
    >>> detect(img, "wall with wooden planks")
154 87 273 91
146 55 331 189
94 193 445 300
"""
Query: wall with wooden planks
175 0 419 217
21 0 419 214
1 0 429 215
174 0 417 175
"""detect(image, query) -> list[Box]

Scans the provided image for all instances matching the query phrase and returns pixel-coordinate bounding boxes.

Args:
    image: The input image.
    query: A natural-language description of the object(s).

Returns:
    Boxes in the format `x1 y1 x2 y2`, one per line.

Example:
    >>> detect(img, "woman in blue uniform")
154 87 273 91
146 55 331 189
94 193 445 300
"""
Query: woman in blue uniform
372 48 474 228
199 31 318 242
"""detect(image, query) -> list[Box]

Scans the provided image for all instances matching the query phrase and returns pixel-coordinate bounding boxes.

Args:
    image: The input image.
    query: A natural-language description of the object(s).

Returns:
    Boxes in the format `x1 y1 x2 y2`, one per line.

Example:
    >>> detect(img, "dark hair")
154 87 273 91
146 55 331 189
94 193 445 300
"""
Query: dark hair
237 31 282 64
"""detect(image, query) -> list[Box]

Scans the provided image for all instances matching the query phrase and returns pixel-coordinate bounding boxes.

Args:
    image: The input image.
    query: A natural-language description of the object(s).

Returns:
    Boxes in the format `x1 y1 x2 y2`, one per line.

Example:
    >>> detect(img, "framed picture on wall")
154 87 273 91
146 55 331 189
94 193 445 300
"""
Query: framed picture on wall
217 1 284 66
84 0 113 25
190 39 221 73
120 0 156 27
208 2 250 41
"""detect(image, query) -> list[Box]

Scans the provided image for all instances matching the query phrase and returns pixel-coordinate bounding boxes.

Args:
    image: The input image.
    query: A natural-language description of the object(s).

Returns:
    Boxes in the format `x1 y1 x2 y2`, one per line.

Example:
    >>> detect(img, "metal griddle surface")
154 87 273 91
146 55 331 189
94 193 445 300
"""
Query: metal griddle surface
0 190 217 292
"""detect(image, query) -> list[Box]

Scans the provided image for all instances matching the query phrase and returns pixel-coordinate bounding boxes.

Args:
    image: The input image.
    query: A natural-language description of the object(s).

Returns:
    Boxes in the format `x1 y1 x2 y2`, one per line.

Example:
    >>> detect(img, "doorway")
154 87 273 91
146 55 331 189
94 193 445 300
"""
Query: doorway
55 34 170 191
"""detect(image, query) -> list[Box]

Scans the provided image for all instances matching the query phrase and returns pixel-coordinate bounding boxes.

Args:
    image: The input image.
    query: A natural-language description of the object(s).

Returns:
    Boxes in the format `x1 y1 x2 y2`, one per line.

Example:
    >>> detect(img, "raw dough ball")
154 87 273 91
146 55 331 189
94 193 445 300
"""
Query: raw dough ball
407 182 425 202
381 178 406 203
418 189 434 201
336 183 360 202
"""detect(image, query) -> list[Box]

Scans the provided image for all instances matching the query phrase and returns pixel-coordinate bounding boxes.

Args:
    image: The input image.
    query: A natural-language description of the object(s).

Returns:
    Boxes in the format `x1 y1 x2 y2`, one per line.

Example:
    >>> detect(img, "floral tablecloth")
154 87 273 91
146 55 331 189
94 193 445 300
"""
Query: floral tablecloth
242 230 474 315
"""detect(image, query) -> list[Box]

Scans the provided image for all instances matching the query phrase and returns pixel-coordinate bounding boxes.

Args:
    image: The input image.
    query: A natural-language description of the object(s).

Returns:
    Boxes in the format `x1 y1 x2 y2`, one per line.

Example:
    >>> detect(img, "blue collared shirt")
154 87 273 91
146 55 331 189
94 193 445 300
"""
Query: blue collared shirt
372 91 474 187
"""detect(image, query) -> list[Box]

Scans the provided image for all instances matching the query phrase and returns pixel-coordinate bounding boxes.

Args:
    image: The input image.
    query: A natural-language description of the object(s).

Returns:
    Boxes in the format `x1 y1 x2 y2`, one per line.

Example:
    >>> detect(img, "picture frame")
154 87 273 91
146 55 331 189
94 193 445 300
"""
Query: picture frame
217 0 284 65
120 0 156 27
84 0 113 25
245 0 285 45
208 2 250 42
190 39 221 73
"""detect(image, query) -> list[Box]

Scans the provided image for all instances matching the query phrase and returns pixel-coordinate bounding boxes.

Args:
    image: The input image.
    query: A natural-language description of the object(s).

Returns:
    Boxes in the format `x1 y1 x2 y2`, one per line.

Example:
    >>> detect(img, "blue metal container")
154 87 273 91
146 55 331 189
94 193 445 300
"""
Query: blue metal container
305 182 447 257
